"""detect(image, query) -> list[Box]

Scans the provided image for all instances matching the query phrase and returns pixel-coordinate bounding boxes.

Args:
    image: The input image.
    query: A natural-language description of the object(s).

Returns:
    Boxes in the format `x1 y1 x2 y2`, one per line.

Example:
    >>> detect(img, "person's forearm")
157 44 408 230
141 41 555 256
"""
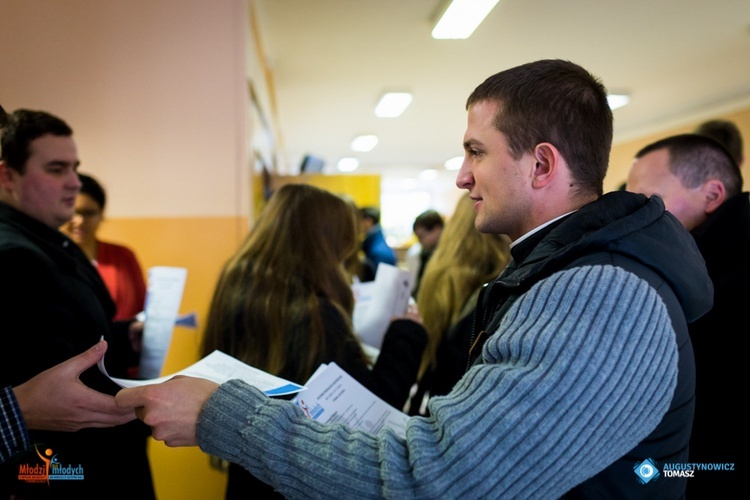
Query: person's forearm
196 266 678 499
0 386 30 464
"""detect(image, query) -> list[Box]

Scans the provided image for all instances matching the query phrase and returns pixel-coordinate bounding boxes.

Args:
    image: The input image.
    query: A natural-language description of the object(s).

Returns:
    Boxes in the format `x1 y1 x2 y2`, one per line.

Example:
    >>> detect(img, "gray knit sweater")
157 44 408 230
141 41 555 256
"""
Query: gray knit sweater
198 265 677 499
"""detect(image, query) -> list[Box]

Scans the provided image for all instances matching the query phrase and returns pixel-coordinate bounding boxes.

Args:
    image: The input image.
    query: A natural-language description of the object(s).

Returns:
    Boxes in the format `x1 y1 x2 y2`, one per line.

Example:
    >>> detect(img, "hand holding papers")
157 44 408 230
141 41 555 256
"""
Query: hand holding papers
292 362 408 438
352 263 413 349
100 350 304 397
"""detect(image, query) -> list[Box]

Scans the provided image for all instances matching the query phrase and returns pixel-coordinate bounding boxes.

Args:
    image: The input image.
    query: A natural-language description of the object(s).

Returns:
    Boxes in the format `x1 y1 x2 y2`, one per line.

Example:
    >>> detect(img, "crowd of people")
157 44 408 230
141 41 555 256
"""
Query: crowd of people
1 58 747 498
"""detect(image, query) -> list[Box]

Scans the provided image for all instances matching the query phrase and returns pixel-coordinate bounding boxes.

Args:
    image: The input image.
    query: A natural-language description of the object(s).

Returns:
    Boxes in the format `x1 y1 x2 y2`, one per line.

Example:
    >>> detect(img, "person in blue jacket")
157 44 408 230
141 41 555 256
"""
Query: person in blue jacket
358 205 397 281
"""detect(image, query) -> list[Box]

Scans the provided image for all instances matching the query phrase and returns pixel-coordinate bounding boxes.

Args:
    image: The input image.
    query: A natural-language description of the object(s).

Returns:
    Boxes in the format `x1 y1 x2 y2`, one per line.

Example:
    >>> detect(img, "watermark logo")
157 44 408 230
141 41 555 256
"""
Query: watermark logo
17 444 84 486
634 458 660 484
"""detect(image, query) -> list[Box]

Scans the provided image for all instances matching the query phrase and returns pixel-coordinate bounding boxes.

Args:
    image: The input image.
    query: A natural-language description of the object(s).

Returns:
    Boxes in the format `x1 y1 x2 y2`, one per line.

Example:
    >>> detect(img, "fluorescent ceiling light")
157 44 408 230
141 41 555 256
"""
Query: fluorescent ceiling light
607 94 630 110
351 134 378 152
444 156 464 170
375 92 413 117
337 157 359 172
432 0 501 39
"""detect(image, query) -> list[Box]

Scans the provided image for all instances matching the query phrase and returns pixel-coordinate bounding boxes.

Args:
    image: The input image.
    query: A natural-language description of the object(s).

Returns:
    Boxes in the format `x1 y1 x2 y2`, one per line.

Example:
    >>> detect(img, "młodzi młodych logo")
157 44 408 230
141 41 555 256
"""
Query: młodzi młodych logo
634 458 660 484
17 444 85 486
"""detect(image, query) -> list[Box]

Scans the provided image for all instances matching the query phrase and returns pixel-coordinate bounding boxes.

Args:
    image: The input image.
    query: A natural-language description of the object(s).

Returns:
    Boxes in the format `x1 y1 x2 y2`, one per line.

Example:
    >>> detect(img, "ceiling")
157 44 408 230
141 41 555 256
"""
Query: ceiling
254 0 750 180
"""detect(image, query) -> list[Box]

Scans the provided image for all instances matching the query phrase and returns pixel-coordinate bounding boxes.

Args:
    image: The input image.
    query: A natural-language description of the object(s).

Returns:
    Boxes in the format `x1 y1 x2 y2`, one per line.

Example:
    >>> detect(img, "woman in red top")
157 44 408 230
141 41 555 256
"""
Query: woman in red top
61 173 146 321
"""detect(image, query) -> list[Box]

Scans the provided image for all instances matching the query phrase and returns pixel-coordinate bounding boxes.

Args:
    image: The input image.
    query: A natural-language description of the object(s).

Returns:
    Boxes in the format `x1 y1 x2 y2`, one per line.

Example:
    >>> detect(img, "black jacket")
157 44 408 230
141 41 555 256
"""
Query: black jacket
686 192 750 498
0 202 154 499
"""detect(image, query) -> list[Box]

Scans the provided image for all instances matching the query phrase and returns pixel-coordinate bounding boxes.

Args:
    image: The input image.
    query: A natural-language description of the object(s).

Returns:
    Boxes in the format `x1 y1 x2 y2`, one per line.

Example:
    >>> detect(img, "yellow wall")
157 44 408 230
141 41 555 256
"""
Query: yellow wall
273 174 382 208
99 216 249 500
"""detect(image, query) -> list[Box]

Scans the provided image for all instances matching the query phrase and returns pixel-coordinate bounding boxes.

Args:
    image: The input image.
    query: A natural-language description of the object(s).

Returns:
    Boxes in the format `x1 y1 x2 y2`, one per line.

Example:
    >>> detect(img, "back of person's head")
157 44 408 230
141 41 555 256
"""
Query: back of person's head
236 183 358 296
466 59 613 197
416 193 511 375
635 133 742 198
413 209 445 232
693 119 744 166
202 183 360 380
0 108 73 173
360 206 380 225
77 173 107 210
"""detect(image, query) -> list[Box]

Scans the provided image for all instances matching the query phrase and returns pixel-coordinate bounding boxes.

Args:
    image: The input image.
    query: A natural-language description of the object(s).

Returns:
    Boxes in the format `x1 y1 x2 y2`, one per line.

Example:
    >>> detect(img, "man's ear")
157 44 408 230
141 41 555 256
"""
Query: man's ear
531 143 561 189
0 161 16 190
703 179 726 214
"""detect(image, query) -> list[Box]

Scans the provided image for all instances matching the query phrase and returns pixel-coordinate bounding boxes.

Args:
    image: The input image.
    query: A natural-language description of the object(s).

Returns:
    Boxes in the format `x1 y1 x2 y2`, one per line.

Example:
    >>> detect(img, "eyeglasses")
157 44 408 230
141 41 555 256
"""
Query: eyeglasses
73 209 101 219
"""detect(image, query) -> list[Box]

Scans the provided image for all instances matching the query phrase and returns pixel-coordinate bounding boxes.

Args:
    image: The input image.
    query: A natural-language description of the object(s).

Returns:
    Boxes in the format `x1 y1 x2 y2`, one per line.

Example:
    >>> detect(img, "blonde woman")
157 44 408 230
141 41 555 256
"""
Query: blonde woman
409 193 510 415
201 183 426 498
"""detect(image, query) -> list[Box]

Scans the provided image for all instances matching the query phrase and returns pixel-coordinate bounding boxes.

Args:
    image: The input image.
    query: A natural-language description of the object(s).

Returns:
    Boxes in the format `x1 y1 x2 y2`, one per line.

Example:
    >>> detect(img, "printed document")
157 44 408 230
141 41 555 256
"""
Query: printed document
138 266 188 379
352 263 413 349
99 349 304 396
292 362 408 438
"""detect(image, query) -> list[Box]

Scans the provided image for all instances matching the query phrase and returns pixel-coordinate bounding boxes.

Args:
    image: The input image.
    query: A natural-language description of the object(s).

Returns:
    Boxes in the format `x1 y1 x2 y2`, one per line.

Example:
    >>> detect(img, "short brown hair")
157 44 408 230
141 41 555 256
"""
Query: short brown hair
467 59 613 197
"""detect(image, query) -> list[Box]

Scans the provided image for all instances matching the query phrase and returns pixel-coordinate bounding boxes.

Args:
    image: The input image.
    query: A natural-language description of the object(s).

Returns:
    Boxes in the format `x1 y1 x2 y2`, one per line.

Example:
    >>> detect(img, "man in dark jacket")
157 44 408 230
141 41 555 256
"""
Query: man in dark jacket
628 133 746 496
115 60 713 499
0 108 155 498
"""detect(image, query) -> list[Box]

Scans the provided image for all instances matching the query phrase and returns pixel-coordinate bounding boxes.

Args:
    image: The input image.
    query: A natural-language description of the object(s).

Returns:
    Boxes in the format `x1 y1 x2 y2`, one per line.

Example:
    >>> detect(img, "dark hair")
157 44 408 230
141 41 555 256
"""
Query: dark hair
360 206 381 224
78 173 107 210
467 59 613 197
0 105 8 128
693 119 744 166
413 209 444 232
635 133 743 197
0 108 73 173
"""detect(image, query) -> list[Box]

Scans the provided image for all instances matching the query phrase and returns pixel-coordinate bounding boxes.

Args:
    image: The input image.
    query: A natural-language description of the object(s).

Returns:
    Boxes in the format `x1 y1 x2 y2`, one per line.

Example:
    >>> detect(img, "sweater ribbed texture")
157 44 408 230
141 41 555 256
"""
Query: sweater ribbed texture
198 265 677 499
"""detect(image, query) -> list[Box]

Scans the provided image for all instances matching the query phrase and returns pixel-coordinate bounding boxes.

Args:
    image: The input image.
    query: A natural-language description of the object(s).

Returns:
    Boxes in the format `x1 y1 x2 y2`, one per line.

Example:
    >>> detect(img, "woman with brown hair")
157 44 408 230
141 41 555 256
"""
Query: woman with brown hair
201 183 426 498
408 192 511 415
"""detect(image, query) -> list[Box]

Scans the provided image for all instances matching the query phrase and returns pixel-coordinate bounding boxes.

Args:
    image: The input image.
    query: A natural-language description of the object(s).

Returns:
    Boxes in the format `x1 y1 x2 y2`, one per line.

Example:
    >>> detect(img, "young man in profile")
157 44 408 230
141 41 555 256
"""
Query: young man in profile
117 59 712 498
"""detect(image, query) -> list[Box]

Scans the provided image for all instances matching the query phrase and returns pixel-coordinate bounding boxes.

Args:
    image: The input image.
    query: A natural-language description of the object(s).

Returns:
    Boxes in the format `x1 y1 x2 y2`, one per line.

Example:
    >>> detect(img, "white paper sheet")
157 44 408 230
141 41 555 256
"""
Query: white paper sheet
138 266 188 379
352 263 413 349
99 349 304 396
292 362 408 438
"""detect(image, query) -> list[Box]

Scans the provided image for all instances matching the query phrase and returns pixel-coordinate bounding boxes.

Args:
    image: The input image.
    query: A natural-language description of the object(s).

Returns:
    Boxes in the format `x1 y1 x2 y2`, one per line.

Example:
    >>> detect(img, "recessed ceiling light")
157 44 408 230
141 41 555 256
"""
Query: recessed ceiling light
374 93 413 117
351 135 378 152
432 0 501 40
444 156 464 170
607 94 630 110
337 157 359 172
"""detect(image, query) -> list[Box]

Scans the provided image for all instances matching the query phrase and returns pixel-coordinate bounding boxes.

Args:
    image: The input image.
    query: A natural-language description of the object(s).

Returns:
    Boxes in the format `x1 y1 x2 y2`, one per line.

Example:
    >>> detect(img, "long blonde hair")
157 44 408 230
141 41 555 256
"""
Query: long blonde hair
415 193 511 376
201 183 362 382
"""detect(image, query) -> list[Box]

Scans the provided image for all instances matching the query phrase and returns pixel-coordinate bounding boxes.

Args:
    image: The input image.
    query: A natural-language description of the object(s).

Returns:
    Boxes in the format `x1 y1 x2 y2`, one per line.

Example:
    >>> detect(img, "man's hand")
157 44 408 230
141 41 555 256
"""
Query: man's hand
115 376 220 447
13 340 136 431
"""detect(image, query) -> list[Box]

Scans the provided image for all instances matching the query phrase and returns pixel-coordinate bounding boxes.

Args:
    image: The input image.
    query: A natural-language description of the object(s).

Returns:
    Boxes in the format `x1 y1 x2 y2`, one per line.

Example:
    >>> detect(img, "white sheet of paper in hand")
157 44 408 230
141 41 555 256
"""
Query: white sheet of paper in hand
99 350 305 396
352 263 413 349
292 362 408 438
138 266 188 379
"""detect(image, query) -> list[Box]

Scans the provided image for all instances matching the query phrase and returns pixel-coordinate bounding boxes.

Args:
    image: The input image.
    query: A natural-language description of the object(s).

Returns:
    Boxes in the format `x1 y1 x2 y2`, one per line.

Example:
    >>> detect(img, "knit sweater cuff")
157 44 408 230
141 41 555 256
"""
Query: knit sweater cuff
197 379 267 462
